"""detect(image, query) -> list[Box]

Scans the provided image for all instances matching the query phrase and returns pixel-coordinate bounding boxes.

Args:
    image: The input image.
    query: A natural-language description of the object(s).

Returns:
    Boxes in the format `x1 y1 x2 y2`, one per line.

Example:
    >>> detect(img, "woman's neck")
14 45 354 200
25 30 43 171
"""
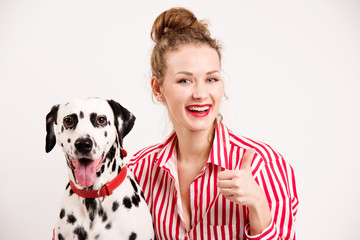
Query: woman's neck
175 123 215 166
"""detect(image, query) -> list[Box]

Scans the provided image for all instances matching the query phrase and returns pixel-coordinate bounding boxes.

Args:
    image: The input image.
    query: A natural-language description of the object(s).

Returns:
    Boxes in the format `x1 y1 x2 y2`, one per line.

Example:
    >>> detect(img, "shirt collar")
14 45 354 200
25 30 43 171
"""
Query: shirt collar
155 121 231 171
156 132 177 168
208 121 231 169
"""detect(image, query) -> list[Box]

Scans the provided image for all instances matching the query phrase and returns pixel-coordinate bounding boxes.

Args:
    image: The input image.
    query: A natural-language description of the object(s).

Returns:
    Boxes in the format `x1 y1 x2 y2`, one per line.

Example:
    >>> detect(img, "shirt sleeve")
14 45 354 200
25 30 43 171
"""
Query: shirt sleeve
126 149 155 205
245 155 298 240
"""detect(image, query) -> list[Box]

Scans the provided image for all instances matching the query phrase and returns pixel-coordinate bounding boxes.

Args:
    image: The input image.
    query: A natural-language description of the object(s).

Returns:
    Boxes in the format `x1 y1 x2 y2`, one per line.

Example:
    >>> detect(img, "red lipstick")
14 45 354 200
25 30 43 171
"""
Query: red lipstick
186 104 211 117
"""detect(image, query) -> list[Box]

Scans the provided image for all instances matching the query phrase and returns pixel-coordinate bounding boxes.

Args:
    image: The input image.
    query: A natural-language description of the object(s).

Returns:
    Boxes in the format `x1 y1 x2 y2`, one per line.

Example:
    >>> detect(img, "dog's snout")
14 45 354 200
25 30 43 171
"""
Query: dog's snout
75 138 93 154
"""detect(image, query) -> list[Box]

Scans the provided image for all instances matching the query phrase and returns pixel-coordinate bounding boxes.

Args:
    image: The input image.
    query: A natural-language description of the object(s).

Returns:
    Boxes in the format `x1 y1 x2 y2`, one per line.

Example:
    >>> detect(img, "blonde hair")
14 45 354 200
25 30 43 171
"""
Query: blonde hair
150 7 222 88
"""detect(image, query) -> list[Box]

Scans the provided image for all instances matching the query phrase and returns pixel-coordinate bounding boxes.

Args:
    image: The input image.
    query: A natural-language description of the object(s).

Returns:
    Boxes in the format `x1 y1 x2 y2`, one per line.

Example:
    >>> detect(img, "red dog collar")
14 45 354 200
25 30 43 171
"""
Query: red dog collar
69 166 127 198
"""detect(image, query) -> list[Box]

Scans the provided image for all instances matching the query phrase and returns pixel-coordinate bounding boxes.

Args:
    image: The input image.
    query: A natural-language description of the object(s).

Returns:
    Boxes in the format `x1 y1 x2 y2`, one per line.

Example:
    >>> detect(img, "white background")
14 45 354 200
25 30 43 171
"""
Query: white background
0 0 359 239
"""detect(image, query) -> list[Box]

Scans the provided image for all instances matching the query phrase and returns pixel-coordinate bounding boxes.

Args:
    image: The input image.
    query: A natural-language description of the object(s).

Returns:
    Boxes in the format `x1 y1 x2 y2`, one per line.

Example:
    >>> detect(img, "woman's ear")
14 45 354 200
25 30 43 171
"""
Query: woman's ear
151 76 164 102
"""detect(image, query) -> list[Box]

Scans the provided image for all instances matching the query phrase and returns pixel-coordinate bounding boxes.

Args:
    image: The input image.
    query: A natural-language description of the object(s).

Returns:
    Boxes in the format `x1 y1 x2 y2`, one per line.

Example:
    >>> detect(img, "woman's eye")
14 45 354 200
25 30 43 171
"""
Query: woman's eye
208 78 219 82
97 116 107 125
178 79 190 84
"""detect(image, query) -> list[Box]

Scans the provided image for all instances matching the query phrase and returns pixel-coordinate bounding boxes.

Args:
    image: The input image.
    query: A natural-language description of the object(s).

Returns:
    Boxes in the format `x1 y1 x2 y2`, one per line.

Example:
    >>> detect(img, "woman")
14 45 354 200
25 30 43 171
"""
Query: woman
127 7 298 240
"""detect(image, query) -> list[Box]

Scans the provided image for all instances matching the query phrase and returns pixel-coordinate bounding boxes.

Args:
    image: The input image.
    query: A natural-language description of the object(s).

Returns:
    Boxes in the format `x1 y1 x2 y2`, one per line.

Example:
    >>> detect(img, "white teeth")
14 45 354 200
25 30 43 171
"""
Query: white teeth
187 106 210 112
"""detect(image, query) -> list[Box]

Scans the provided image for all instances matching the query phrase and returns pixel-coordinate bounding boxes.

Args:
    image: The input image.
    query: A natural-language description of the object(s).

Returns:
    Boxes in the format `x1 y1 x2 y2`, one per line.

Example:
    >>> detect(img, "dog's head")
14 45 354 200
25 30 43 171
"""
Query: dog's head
45 98 135 187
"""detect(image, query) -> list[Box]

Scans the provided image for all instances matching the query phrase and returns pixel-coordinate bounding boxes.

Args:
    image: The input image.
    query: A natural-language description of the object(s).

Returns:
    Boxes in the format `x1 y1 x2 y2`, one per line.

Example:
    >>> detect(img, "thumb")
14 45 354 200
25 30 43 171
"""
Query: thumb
240 148 255 170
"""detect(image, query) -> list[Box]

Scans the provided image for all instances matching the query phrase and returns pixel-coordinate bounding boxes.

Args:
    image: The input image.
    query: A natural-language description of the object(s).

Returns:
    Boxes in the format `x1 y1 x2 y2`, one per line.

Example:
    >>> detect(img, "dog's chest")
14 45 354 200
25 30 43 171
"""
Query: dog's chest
55 179 150 240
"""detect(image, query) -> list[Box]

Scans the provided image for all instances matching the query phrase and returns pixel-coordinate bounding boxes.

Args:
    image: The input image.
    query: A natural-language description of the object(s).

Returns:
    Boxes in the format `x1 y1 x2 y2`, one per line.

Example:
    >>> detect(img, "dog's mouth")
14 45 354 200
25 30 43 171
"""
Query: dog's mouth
70 155 103 187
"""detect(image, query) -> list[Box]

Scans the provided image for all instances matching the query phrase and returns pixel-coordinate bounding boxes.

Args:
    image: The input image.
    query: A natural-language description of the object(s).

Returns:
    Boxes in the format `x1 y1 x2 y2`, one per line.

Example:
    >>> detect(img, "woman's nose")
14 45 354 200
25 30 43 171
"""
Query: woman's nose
192 82 206 99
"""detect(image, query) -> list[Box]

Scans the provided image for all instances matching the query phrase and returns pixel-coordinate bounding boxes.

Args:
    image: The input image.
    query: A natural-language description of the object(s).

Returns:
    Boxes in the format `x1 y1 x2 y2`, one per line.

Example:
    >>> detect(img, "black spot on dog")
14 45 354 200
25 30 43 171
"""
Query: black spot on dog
73 226 88 240
90 113 97 127
65 182 70 190
129 178 138 193
112 159 116 172
140 190 145 200
104 131 107 137
129 232 137 240
60 209 65 219
96 171 101 177
80 111 84 119
118 166 122 174
98 207 104 216
85 198 97 222
89 212 95 222
67 138 71 143
67 214 77 224
61 126 64 133
132 193 140 207
101 165 105 173
107 160 111 168
105 146 116 161
112 201 119 212
95 234 100 239
61 143 64 147
85 198 97 212
102 212 108 222
105 222 112 230
69 189 74 196
58 233 65 240
123 197 132 209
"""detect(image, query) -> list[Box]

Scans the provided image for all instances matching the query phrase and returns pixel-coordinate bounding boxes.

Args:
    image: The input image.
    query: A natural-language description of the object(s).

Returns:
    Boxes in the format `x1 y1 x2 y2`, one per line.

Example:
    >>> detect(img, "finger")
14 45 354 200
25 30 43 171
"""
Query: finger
219 188 235 197
240 148 255 170
217 178 235 189
217 170 238 180
219 190 243 205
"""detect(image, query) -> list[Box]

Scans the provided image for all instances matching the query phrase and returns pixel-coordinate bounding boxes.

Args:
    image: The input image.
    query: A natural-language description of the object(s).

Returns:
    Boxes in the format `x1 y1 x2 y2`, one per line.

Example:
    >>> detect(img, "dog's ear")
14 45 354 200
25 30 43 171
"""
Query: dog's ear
107 100 136 148
46 104 59 153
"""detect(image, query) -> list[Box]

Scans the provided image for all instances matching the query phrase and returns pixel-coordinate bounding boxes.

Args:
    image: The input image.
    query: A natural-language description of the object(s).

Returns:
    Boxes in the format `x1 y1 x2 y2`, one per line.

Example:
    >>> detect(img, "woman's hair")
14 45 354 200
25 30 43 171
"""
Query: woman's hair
150 7 222 86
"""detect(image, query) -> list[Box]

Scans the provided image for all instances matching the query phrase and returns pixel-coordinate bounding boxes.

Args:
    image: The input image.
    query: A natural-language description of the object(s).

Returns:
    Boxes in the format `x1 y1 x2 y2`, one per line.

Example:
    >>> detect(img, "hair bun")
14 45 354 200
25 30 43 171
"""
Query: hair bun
151 7 208 42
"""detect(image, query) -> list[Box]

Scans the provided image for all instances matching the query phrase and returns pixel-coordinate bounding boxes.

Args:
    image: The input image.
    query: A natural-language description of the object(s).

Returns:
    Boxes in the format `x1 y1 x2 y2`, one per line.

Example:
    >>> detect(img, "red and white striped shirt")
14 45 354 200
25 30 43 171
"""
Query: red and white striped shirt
127 122 298 240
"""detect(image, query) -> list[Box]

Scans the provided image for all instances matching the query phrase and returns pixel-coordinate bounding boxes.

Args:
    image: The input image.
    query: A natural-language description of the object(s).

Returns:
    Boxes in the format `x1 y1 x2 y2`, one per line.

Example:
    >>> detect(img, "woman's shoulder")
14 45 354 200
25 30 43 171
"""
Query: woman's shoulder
125 142 165 188
127 143 163 167
127 132 177 166
227 128 288 166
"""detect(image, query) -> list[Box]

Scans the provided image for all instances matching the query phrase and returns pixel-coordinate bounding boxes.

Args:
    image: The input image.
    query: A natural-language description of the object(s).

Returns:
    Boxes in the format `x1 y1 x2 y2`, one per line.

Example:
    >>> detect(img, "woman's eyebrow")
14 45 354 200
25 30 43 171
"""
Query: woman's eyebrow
175 70 219 76
175 71 192 76
206 70 220 75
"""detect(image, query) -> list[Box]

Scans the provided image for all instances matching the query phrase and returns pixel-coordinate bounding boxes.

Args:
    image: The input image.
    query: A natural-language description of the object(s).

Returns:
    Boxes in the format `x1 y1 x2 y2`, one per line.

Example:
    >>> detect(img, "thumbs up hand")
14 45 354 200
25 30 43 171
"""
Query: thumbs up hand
217 148 266 208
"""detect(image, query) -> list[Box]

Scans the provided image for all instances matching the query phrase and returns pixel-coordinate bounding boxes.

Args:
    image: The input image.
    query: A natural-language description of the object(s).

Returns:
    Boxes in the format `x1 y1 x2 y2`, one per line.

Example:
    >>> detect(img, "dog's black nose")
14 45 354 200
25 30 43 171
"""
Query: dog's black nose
75 138 93 154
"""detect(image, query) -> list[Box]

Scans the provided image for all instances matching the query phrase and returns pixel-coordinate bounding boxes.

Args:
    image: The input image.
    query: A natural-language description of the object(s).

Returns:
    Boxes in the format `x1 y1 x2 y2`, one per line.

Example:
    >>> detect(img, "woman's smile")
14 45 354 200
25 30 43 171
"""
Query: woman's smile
186 104 212 117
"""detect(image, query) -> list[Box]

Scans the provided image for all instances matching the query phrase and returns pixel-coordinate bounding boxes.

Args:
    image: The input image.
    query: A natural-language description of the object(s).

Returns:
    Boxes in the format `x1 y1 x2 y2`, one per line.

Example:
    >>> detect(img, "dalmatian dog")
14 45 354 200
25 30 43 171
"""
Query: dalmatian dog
46 98 155 240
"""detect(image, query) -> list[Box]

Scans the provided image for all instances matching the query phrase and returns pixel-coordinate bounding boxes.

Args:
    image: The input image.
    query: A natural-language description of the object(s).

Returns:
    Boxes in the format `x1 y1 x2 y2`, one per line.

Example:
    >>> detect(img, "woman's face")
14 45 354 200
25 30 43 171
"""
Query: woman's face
154 44 224 133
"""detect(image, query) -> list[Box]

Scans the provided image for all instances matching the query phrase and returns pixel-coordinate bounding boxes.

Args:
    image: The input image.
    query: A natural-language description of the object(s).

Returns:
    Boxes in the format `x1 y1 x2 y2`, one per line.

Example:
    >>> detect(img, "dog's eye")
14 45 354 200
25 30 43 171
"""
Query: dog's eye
63 117 74 127
97 116 107 126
